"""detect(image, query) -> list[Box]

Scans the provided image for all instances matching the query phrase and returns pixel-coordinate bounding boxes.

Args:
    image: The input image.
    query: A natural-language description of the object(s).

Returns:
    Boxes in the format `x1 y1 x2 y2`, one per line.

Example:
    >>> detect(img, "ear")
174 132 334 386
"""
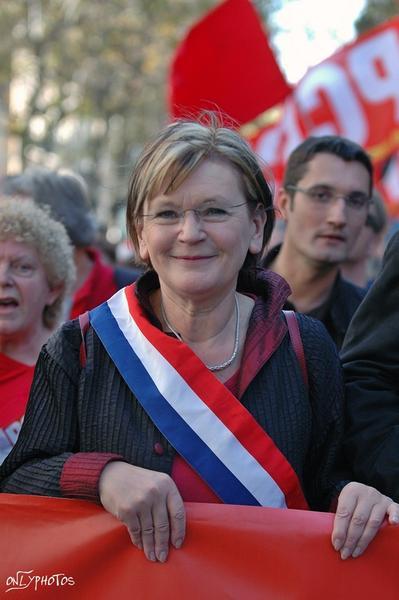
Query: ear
248 204 267 255
136 220 150 262
276 187 291 221
47 283 64 307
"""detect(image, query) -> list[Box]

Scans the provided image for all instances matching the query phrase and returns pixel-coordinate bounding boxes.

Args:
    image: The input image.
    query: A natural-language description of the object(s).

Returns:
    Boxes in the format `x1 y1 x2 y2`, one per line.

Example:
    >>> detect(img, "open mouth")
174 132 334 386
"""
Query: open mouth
0 298 18 307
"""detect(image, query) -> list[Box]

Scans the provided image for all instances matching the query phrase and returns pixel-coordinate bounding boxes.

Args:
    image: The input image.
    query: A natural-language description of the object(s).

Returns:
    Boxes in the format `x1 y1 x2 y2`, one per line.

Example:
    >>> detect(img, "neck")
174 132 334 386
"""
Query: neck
272 244 339 314
0 326 52 365
154 288 254 381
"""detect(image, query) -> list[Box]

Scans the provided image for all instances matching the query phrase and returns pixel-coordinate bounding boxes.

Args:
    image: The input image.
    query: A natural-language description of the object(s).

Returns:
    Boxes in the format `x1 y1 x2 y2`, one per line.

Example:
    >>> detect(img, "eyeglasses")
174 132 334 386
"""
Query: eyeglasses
141 202 248 225
286 185 370 211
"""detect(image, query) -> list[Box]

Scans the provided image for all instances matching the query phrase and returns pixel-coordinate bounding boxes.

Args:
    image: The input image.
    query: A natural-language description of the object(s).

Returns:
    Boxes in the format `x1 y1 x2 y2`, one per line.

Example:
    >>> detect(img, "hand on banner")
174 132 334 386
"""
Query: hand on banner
99 461 186 562
332 482 399 559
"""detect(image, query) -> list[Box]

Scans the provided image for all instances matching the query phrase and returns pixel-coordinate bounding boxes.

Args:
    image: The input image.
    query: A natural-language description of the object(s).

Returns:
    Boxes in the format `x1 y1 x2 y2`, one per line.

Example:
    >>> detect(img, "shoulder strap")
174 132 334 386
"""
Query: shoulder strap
78 311 90 368
283 310 309 390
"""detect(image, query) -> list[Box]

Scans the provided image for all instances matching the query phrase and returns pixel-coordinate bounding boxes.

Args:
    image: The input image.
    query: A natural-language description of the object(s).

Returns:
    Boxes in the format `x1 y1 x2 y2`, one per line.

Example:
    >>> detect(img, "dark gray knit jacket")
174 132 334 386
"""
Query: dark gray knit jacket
0 269 346 511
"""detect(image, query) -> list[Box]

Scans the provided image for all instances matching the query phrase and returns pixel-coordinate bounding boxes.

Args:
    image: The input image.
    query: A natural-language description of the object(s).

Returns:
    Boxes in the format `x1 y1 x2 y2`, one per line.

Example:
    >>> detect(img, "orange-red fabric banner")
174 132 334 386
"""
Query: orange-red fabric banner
1 494 398 599
249 17 399 215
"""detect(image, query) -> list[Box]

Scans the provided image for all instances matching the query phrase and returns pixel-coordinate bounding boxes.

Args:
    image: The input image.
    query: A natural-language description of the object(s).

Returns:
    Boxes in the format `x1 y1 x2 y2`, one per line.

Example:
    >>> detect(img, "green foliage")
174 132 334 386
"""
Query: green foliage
355 0 398 34
1 0 275 221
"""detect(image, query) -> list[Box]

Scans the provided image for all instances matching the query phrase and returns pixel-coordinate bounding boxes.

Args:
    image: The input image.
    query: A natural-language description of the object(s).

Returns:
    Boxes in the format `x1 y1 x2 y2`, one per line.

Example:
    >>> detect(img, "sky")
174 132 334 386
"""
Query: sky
270 0 367 83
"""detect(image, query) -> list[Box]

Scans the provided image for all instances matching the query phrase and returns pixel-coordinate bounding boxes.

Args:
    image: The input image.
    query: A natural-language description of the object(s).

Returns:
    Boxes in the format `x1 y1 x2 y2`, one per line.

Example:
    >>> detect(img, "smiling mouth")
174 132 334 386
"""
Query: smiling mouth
174 255 215 260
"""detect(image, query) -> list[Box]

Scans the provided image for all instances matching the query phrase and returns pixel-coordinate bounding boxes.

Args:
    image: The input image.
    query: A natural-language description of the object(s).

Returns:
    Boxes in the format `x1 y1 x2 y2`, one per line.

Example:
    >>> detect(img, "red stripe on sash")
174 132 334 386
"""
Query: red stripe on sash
125 286 308 510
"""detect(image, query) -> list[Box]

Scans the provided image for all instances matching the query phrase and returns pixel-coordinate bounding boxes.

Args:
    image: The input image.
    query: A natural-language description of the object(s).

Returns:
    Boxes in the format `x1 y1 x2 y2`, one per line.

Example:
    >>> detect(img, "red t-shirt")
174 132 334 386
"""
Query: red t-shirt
0 352 35 464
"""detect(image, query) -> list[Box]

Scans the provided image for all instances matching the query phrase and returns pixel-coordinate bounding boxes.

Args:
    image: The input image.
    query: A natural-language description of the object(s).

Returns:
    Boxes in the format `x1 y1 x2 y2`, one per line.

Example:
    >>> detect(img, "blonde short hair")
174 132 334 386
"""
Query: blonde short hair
127 115 275 270
0 197 76 328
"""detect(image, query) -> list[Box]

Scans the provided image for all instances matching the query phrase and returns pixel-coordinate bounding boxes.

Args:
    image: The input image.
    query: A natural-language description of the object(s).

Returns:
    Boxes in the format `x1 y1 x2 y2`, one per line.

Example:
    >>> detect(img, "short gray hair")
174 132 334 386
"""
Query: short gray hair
0 197 76 328
1 168 98 247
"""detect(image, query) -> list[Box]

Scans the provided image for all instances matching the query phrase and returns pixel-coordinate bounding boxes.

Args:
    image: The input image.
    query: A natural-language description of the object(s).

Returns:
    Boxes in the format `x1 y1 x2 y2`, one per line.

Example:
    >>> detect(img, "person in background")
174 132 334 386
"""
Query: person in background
1 117 397 564
261 136 370 349
341 190 388 288
1 168 142 319
0 198 75 463
341 230 399 502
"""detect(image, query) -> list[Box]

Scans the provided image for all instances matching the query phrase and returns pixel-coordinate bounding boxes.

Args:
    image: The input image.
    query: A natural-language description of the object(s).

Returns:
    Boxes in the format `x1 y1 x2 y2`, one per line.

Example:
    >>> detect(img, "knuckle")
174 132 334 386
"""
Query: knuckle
352 514 367 527
336 508 351 519
155 521 170 533
345 535 358 547
141 526 155 536
368 517 382 530
173 509 186 522
129 523 141 535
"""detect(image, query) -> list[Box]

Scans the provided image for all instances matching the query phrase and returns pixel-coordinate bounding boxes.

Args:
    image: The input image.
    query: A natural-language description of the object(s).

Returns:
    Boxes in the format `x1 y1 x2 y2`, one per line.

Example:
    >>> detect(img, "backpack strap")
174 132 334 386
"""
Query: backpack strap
283 310 309 390
78 311 90 368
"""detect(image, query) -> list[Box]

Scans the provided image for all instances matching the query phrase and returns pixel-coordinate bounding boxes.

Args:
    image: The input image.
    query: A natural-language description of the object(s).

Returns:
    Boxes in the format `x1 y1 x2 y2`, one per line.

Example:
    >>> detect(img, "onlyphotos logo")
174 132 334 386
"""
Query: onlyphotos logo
5 570 76 593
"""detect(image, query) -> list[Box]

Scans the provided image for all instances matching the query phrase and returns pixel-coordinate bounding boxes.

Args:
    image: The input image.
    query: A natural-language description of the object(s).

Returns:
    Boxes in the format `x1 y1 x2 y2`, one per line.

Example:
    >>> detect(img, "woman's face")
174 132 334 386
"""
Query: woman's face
137 159 266 303
0 240 59 341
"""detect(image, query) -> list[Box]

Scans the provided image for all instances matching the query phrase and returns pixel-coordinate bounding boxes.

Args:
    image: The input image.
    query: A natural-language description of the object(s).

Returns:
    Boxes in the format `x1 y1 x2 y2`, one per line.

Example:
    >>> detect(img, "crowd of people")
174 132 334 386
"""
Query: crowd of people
0 114 398 566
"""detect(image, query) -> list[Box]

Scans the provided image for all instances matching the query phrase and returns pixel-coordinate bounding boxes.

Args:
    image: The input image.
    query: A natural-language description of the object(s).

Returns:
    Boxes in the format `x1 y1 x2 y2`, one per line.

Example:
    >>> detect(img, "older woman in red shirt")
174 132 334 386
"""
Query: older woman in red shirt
0 197 75 462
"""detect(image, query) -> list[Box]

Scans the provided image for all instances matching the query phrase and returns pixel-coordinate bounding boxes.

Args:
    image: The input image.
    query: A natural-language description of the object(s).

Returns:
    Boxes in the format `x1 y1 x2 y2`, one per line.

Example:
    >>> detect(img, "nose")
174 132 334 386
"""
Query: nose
177 210 207 242
326 196 347 227
0 263 13 286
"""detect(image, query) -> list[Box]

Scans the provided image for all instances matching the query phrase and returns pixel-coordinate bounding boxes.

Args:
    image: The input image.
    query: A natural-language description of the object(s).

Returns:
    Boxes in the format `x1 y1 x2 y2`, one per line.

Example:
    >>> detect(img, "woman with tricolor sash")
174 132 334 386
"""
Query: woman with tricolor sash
1 115 398 564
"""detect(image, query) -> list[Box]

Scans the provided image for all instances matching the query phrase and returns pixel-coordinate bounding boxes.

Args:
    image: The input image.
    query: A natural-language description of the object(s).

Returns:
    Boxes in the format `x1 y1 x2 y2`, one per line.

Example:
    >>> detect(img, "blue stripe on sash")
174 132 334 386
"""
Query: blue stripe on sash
90 302 260 506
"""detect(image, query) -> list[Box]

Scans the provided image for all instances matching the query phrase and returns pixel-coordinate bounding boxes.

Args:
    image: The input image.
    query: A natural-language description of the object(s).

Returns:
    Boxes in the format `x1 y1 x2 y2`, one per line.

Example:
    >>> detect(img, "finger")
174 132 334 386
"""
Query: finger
167 487 186 550
387 501 399 525
139 510 157 562
151 501 171 563
331 492 358 552
125 514 143 550
348 502 387 558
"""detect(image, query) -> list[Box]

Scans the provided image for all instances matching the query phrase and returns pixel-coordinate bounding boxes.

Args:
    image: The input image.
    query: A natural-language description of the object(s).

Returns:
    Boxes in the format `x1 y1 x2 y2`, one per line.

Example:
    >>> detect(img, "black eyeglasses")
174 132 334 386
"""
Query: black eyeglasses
286 185 370 211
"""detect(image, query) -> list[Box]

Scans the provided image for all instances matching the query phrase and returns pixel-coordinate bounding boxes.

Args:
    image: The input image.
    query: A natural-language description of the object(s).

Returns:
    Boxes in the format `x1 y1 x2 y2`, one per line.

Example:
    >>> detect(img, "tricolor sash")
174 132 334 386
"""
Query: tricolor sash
89 285 308 510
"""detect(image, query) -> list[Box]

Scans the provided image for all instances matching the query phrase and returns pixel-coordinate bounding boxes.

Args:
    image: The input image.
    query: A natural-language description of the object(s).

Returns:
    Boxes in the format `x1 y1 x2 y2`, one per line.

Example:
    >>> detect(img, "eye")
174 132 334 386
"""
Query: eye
153 209 180 220
13 262 35 276
347 193 368 209
309 188 332 203
202 206 229 218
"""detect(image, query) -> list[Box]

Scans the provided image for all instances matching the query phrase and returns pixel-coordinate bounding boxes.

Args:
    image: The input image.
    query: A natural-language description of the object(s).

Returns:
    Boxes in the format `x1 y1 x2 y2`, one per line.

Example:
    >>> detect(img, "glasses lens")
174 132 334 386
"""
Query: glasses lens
346 193 369 210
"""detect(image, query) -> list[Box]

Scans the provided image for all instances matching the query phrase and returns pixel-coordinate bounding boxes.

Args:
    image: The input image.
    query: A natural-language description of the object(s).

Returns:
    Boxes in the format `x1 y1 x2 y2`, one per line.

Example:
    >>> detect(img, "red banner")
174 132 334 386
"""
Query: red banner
249 17 399 214
1 494 398 599
168 0 291 125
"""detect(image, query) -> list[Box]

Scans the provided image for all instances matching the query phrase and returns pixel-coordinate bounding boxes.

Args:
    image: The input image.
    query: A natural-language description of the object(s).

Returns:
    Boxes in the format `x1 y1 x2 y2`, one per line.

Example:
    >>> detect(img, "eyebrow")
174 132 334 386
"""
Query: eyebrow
150 195 230 207
308 183 369 194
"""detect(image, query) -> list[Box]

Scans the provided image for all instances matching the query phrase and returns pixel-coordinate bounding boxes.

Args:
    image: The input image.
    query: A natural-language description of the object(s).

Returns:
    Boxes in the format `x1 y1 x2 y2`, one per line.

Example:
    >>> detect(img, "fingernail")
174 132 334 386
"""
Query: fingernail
149 551 156 562
391 515 399 525
174 538 183 549
159 551 167 563
341 548 350 560
333 540 341 551
352 547 362 558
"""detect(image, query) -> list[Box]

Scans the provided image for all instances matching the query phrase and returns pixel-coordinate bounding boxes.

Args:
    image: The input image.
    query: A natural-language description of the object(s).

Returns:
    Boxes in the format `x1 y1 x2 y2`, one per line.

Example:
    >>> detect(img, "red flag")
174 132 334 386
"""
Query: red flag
168 0 291 125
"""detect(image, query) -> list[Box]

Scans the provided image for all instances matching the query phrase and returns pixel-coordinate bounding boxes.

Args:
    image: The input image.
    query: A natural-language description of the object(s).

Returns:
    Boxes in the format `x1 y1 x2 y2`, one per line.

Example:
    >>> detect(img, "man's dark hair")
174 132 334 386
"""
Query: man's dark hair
283 136 373 195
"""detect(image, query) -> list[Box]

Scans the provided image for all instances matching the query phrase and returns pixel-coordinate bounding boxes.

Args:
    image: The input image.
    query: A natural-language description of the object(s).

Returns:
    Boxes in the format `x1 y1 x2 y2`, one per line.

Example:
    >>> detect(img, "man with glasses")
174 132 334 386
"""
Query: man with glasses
262 135 372 348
